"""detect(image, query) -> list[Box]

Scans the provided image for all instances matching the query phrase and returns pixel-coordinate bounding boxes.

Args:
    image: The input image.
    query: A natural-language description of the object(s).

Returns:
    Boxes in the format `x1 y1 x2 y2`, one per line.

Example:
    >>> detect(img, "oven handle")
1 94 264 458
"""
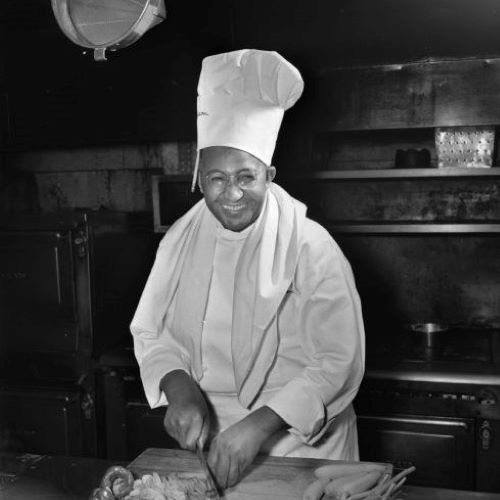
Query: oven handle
359 415 469 430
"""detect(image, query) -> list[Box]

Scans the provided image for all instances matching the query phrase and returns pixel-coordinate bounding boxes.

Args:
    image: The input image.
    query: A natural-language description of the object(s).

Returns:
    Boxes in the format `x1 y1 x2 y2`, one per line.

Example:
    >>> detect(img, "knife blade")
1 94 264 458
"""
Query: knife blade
195 442 221 499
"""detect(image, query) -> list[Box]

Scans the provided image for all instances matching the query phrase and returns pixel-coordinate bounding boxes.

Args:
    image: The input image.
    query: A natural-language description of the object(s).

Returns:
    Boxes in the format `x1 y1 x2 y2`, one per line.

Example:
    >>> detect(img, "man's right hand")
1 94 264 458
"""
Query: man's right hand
160 369 210 450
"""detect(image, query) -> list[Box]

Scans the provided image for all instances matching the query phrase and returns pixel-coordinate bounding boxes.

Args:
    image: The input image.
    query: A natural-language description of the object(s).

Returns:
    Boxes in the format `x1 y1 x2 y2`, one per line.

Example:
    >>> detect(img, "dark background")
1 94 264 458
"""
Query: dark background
0 1 500 476
1 0 500 149
1 0 500 327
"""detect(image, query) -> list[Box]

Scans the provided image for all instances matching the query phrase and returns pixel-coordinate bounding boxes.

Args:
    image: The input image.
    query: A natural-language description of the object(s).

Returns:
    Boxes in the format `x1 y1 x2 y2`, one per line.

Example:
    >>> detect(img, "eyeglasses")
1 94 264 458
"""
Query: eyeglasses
203 171 259 191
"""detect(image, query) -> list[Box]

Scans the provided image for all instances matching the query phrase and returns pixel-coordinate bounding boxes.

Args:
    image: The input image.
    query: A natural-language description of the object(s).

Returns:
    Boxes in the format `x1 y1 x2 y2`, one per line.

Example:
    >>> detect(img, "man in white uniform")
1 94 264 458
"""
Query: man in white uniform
131 49 365 489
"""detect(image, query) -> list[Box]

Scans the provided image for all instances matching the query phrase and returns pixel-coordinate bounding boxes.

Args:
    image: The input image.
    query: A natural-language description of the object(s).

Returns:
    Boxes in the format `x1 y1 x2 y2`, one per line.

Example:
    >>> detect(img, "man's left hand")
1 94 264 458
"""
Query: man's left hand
206 406 287 489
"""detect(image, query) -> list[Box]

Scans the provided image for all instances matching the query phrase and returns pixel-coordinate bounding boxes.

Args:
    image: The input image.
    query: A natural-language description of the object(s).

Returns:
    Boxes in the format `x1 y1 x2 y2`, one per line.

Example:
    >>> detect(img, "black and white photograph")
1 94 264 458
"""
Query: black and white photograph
1 1 500 499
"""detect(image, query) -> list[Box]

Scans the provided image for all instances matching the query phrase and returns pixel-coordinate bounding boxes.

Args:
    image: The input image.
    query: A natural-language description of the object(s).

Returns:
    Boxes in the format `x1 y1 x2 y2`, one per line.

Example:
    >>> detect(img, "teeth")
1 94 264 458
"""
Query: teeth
223 205 245 211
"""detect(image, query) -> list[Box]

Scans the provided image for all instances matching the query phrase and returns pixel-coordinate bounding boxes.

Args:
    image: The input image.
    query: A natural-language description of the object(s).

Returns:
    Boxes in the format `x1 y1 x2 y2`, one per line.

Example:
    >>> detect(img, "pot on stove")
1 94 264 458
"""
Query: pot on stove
403 322 449 360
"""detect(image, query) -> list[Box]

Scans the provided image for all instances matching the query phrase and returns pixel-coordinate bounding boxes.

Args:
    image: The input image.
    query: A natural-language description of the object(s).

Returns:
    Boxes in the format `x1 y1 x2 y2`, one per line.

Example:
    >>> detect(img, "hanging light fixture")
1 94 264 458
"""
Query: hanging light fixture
51 0 166 61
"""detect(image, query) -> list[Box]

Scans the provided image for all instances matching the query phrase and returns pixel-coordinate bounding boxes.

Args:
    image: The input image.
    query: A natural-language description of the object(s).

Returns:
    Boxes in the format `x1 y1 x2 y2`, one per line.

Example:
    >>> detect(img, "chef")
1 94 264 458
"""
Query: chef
130 49 365 489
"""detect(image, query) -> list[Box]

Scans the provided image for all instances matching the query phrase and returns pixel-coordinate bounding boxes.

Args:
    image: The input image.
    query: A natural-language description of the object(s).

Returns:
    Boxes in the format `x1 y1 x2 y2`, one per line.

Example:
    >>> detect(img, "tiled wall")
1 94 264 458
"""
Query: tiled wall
1 142 196 213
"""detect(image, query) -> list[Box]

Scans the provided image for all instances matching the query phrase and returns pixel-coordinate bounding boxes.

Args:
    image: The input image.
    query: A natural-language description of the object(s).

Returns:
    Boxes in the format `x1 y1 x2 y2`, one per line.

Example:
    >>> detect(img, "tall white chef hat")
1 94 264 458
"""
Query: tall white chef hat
191 49 304 191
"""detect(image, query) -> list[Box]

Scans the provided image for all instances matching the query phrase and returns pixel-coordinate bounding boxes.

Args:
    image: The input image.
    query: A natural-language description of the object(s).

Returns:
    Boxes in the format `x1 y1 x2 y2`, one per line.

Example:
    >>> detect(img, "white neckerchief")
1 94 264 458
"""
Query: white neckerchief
131 183 307 407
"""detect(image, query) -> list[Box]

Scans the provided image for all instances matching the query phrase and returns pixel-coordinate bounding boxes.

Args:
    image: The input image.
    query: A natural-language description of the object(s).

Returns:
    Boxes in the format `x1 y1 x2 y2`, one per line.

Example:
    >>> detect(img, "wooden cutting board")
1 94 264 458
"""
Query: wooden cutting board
128 448 372 500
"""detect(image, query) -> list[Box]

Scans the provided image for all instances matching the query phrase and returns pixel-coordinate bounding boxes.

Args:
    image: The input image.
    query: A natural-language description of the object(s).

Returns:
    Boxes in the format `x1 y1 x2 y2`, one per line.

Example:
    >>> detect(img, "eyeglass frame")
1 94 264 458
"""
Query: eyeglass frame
201 167 272 192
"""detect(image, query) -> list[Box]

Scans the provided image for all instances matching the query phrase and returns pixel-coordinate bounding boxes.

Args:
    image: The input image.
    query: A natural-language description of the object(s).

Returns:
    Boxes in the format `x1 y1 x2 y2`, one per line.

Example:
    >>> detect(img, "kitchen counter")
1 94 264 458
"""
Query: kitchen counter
1 450 499 500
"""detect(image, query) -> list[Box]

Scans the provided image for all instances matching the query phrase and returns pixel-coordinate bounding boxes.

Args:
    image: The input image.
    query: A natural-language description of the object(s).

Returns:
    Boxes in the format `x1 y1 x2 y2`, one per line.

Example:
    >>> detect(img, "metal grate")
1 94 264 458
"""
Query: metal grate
68 0 148 46
435 126 495 168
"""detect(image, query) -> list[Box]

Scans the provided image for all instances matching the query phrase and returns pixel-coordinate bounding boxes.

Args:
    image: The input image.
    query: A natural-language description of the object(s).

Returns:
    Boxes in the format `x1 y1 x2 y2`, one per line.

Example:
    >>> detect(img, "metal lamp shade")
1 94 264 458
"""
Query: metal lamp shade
51 0 166 61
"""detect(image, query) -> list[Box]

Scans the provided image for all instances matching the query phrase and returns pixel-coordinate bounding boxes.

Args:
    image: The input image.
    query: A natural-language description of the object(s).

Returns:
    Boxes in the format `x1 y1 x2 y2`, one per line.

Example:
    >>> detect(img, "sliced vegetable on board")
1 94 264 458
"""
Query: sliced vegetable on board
323 470 383 500
303 477 331 500
100 466 135 499
314 463 389 480
303 462 416 500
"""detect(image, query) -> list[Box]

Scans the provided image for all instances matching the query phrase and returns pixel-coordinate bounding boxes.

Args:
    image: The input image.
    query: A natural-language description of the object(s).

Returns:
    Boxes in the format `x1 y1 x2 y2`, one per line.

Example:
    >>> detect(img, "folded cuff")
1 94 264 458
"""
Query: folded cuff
265 379 327 444
139 348 190 409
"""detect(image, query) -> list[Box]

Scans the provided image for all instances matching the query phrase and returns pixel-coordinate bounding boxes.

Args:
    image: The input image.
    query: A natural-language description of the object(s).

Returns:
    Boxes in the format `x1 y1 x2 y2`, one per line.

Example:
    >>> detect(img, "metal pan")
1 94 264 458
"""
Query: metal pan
404 322 449 350
51 0 166 61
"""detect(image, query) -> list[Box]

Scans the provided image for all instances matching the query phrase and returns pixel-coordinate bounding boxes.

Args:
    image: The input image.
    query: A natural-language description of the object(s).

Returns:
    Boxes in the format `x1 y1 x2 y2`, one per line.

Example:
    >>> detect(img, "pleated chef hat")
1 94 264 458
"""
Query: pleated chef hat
191 49 304 190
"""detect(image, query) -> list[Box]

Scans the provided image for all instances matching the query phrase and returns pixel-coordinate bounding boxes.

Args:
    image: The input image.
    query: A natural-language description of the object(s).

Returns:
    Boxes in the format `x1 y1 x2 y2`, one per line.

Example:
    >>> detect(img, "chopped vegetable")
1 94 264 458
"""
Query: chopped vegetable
380 482 395 500
89 486 115 500
100 466 135 499
349 466 415 500
323 470 383 500
123 472 207 500
314 463 387 480
302 477 330 500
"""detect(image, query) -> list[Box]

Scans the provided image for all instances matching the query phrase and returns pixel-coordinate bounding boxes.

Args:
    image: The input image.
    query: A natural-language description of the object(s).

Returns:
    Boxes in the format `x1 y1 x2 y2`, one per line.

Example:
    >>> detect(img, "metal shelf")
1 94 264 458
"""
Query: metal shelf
151 169 500 184
294 167 500 180
327 223 500 234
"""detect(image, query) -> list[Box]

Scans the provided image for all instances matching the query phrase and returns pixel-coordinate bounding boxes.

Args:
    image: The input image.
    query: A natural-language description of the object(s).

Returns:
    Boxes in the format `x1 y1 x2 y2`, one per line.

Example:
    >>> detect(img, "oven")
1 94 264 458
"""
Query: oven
354 337 500 493
0 222 92 381
326 227 500 492
0 211 158 457
357 413 474 489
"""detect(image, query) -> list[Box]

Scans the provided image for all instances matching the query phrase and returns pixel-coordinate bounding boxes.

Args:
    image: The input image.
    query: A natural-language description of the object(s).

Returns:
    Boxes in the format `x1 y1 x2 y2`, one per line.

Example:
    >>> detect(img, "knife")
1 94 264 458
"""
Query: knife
195 442 221 499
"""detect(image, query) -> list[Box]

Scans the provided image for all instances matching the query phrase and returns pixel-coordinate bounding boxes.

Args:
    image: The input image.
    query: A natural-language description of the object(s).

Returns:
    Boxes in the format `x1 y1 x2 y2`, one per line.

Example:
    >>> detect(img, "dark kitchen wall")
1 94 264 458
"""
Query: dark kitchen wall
231 0 500 66
1 0 500 212
0 0 227 212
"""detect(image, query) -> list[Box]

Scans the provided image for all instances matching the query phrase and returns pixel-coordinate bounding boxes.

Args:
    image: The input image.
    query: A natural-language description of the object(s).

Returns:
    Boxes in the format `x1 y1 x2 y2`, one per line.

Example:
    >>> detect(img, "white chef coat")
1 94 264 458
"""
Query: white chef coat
134 210 364 460
199 222 247 394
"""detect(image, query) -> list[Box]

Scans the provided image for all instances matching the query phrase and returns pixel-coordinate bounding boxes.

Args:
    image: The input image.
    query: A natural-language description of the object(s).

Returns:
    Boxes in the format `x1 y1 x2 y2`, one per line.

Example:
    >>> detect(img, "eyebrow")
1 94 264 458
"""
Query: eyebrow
204 167 257 175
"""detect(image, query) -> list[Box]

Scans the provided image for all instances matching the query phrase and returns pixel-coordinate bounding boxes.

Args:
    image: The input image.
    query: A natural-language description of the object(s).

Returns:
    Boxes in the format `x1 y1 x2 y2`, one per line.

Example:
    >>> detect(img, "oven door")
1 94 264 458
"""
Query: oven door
357 414 475 490
0 231 78 351
0 226 92 380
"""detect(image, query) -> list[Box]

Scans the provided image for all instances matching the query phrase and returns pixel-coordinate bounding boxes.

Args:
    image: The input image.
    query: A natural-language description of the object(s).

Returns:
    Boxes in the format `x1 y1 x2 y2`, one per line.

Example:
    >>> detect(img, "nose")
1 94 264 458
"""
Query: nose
224 179 243 201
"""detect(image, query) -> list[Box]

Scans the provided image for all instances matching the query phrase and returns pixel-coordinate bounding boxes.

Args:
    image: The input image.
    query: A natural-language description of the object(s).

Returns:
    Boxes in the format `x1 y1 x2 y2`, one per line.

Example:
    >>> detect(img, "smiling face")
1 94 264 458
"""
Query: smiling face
198 146 276 232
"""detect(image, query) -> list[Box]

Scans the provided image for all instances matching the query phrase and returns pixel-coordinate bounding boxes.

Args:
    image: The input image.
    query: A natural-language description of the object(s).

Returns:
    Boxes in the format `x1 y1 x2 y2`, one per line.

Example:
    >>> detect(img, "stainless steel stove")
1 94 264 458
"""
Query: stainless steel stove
355 328 500 493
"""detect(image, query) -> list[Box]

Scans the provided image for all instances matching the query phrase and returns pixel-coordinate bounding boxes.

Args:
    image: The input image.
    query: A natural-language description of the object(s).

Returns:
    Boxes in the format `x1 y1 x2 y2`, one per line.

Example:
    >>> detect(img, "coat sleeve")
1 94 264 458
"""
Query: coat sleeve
265 235 365 444
130 241 192 409
132 328 192 409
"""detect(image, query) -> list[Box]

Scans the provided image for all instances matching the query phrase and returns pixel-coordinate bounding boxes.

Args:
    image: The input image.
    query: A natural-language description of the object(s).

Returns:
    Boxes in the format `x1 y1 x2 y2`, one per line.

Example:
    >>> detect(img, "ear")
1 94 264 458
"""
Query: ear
197 156 204 194
266 166 276 183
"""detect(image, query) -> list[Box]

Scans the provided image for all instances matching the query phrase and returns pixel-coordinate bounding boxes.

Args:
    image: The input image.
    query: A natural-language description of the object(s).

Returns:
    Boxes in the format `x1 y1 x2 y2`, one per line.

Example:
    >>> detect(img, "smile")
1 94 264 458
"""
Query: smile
222 204 246 212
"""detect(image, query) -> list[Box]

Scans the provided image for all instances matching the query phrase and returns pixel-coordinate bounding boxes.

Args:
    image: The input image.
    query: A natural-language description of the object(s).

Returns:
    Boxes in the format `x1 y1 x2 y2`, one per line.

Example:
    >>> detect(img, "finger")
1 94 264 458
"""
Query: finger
198 416 211 450
206 440 217 470
212 450 231 488
217 453 232 490
163 414 183 447
165 413 191 449
206 442 218 482
184 429 199 450
163 408 172 434
172 423 188 449
227 454 243 488
184 416 204 450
